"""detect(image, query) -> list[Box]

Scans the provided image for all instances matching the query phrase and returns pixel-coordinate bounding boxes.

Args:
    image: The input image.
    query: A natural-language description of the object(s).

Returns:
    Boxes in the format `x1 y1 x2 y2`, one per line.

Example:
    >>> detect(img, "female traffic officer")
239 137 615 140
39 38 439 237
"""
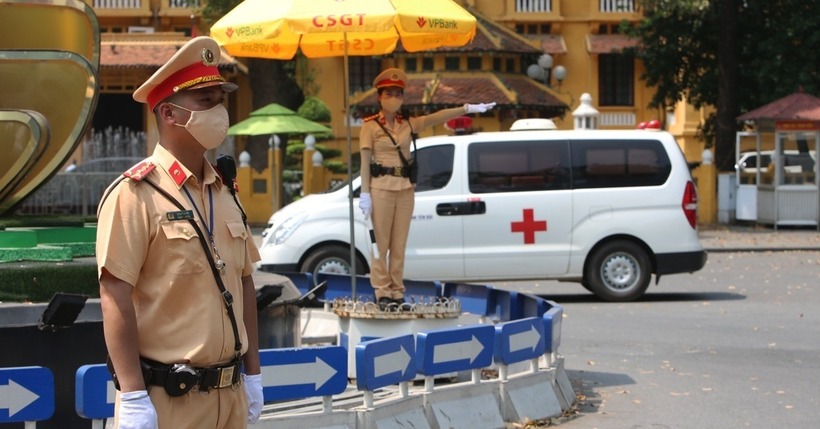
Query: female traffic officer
358 68 495 310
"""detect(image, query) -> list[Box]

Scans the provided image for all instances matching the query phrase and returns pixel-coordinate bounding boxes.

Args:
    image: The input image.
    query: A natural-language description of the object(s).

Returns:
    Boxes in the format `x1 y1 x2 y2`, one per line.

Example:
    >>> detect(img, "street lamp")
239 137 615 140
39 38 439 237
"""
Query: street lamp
527 53 568 88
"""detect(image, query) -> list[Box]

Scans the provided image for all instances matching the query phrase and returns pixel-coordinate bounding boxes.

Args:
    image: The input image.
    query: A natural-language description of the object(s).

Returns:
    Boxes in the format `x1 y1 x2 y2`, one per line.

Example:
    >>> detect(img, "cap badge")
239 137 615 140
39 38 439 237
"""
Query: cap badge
201 48 217 66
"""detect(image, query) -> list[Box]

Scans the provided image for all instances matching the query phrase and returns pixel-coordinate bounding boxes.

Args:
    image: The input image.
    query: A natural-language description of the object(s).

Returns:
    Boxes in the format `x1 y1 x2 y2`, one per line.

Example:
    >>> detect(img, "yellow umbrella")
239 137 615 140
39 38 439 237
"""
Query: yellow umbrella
210 0 476 59
211 0 477 290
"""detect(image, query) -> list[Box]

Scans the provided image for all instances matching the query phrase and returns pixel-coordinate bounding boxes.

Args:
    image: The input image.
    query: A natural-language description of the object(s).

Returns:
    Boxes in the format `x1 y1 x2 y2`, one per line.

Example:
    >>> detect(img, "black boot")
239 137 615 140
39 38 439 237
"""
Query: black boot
378 297 393 312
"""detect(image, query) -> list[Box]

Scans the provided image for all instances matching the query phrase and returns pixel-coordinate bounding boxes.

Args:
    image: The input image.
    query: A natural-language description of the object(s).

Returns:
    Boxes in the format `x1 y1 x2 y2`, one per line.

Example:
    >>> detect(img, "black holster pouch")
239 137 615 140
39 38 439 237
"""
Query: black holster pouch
106 355 153 392
370 162 383 177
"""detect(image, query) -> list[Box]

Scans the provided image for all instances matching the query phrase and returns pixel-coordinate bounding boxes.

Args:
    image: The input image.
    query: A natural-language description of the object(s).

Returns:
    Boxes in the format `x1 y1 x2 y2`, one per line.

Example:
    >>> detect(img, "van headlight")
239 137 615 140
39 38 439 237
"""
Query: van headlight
267 213 307 246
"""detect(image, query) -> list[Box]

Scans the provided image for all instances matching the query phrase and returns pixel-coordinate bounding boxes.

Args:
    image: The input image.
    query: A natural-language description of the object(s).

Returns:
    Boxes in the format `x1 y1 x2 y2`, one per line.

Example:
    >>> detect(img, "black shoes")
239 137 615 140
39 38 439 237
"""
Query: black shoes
377 297 393 311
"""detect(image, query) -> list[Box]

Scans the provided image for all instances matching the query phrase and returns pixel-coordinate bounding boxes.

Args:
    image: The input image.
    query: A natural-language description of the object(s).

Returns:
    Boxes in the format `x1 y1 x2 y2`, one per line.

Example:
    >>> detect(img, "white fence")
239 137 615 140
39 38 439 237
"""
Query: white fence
515 0 552 13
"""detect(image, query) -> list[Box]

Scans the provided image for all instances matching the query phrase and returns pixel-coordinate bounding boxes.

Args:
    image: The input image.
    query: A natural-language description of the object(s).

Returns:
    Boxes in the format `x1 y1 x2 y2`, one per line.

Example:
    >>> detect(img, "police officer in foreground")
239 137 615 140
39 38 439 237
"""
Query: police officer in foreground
359 68 495 311
96 36 263 428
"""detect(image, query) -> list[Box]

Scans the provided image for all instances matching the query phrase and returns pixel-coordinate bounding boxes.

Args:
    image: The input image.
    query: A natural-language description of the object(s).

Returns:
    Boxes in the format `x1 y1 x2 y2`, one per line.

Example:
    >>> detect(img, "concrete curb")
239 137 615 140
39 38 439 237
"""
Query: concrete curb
704 246 820 253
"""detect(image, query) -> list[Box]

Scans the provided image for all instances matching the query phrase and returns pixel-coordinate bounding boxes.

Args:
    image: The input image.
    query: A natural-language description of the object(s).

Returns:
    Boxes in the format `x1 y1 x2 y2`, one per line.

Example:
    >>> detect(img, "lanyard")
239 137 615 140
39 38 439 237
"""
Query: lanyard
182 185 225 273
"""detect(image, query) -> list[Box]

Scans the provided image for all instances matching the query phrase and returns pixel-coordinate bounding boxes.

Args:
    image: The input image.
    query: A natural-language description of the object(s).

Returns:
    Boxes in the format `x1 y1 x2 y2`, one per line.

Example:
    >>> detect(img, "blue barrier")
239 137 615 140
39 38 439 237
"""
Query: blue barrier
542 304 564 354
403 279 442 299
0 366 54 423
493 317 546 366
316 273 376 302
55 279 565 424
276 271 314 295
355 335 416 391
520 292 551 318
416 325 495 376
443 282 496 317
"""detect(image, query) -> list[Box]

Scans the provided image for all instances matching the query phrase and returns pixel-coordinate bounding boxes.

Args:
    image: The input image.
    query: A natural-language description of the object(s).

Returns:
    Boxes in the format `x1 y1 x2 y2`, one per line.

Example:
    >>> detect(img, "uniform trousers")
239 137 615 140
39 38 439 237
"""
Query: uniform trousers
114 382 247 429
370 186 415 299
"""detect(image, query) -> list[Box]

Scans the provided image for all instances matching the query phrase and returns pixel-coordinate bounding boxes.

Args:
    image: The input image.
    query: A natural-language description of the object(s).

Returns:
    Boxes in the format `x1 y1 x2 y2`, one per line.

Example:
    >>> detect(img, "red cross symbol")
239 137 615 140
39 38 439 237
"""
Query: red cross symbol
511 208 547 244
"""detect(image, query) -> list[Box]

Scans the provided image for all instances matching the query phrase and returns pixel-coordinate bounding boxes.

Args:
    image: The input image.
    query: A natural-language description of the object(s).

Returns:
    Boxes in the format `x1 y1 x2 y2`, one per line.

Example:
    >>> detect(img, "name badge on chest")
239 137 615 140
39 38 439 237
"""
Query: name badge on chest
166 210 194 221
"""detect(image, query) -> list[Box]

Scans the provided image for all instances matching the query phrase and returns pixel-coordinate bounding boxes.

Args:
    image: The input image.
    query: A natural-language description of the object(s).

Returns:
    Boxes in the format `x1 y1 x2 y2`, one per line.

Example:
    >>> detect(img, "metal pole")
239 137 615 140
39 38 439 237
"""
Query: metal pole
344 32 357 299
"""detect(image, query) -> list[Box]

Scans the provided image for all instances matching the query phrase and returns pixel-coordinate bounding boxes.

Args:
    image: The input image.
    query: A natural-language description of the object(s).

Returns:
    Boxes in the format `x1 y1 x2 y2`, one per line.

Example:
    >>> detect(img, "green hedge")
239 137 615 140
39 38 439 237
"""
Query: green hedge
0 215 94 229
0 260 98 302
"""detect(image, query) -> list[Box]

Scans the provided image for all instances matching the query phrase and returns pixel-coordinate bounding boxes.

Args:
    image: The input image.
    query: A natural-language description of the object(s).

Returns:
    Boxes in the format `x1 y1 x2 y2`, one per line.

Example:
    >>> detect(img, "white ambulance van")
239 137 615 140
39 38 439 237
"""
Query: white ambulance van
258 122 707 302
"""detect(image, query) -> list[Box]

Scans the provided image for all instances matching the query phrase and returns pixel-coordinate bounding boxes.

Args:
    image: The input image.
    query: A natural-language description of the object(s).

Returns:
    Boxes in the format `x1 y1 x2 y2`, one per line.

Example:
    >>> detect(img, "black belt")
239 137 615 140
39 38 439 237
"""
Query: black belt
143 358 242 396
376 165 409 178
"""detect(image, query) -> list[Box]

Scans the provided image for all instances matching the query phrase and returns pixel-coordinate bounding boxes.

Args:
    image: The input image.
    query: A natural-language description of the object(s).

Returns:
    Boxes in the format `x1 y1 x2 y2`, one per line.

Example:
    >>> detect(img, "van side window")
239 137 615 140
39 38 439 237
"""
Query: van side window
468 140 571 193
414 144 455 192
572 139 671 189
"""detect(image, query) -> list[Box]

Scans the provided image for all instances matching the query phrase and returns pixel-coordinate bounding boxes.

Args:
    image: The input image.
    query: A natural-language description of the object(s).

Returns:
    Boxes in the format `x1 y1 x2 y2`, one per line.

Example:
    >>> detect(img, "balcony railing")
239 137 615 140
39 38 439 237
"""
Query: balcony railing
515 0 552 13
93 0 142 8
168 0 201 8
599 111 636 127
600 0 635 13
90 0 200 10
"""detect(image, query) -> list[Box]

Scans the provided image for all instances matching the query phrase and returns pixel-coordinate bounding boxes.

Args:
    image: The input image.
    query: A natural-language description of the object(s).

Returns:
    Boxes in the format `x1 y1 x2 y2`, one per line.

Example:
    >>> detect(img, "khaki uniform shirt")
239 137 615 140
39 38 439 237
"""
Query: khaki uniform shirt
359 113 427 191
96 144 260 366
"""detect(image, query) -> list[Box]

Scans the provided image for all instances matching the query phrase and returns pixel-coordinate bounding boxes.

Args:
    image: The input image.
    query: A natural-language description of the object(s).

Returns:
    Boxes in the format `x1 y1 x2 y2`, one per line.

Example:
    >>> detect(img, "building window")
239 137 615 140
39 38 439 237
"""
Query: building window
349 57 380 94
493 57 502 71
422 57 434 71
467 56 482 71
598 54 634 106
506 58 516 73
515 23 552 35
445 56 460 71
405 58 418 72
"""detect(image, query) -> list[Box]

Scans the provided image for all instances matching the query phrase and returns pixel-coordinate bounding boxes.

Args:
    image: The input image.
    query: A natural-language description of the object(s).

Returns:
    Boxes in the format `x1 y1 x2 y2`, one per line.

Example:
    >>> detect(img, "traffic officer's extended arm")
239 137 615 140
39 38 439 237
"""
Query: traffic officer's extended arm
241 274 263 423
413 103 497 130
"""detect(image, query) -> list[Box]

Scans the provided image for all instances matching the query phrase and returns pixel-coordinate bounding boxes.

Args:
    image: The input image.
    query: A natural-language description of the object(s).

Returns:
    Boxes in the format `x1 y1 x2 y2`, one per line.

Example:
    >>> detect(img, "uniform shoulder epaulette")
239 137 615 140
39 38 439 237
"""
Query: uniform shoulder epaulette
363 113 380 122
123 161 156 182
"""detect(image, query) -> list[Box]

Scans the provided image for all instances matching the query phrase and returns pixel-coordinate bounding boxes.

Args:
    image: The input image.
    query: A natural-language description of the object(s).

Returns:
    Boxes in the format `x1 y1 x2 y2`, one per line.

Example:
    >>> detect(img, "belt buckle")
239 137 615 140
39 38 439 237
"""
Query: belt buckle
391 168 403 177
217 366 235 388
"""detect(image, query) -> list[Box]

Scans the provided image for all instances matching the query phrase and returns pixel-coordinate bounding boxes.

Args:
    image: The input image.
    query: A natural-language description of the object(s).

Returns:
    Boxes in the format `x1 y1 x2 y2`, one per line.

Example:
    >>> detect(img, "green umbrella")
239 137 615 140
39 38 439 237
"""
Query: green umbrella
227 103 331 136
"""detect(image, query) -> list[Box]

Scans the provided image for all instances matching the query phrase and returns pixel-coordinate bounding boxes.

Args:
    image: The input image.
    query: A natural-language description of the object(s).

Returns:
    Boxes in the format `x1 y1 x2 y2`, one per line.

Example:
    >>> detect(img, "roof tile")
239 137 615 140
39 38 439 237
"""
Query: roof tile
738 91 820 121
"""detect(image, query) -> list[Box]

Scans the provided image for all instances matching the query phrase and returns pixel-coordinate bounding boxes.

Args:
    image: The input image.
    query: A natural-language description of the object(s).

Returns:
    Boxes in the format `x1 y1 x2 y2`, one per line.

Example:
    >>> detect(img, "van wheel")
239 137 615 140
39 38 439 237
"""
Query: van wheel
301 245 366 279
585 241 651 302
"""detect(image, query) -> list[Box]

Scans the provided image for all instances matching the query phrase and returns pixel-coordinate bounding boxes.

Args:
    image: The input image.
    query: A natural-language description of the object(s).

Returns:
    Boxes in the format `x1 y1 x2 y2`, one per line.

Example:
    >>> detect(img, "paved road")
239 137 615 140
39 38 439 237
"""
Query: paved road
491 249 820 428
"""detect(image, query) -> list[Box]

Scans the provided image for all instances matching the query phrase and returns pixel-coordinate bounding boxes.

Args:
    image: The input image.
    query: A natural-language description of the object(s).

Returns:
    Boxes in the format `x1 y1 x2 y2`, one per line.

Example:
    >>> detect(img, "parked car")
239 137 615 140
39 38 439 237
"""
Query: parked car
735 150 816 174
258 122 707 301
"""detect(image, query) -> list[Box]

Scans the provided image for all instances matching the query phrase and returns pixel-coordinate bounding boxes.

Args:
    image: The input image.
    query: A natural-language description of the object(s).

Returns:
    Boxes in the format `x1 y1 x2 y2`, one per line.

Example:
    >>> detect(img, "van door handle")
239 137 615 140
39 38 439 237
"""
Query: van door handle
436 201 486 216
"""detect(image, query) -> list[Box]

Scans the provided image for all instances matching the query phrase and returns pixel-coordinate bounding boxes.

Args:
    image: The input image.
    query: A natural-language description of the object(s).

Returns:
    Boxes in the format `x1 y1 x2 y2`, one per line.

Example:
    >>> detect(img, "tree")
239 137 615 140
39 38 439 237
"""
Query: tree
201 0 306 169
628 0 819 171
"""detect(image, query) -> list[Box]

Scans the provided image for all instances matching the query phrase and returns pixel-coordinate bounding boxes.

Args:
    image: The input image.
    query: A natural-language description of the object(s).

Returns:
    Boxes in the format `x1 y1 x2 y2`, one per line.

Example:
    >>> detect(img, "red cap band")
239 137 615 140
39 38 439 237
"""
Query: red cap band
375 78 405 89
147 62 225 110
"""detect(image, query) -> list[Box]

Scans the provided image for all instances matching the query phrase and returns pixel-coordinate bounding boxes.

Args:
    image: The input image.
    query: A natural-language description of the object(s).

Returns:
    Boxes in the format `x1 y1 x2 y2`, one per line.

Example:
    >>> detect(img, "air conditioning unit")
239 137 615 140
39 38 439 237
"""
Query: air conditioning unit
128 26 155 33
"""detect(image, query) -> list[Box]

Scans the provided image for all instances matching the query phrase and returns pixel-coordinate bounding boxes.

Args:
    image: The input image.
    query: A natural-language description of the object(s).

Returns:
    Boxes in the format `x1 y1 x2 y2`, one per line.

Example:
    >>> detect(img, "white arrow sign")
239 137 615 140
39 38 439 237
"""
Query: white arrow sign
433 335 484 364
0 379 39 417
374 345 412 378
261 356 337 390
509 325 541 353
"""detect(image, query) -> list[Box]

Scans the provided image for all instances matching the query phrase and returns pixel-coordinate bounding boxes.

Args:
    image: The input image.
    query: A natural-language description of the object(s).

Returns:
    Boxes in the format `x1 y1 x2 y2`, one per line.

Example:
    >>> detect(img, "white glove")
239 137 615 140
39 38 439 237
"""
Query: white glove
464 102 497 114
359 192 372 216
243 373 263 423
117 390 158 429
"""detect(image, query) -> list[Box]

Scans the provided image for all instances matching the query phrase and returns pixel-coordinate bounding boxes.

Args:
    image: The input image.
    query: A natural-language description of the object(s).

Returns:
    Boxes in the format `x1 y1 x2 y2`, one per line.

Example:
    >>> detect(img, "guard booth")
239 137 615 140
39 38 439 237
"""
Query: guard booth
736 92 820 228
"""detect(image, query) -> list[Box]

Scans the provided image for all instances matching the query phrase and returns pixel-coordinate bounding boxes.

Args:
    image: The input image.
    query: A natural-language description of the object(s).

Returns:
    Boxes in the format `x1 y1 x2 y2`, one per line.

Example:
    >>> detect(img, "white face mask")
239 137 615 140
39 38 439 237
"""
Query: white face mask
170 103 229 150
380 97 403 114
